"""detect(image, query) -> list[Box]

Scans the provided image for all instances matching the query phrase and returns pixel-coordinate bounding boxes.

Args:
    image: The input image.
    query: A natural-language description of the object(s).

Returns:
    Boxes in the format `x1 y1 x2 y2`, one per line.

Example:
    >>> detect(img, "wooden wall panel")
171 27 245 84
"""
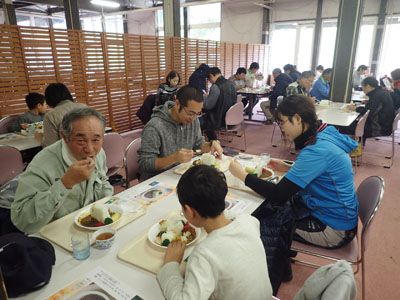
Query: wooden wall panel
0 25 28 117
0 24 268 132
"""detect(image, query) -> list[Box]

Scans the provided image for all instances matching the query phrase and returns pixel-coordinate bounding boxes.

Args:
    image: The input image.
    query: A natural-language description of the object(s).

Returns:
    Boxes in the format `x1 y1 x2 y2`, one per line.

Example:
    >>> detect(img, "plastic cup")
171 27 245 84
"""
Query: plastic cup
27 124 35 135
71 232 90 260
260 153 271 166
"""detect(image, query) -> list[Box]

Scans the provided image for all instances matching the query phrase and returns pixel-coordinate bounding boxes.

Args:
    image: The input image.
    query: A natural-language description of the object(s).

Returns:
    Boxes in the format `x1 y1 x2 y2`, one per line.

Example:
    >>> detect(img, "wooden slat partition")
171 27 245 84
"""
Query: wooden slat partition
0 24 268 132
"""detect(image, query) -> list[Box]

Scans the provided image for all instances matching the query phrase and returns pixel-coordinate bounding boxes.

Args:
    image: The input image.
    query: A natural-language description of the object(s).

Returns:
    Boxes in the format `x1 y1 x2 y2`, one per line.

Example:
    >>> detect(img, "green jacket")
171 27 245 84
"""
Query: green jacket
11 140 113 234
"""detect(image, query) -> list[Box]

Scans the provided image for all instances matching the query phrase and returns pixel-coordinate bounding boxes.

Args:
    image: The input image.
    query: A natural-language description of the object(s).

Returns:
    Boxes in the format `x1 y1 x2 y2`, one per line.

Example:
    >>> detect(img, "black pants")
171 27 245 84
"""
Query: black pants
0 208 21 236
199 115 218 141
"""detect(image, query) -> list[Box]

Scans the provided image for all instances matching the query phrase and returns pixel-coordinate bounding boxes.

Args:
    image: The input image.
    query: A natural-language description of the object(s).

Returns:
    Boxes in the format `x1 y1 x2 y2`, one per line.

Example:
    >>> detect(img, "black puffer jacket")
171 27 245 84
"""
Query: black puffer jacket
356 88 395 137
188 64 209 92
209 76 237 129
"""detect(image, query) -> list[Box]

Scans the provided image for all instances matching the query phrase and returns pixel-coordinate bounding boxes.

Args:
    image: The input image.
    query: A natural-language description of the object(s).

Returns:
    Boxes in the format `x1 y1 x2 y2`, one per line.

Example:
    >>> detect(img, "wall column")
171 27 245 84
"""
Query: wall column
370 0 388 76
330 0 364 103
2 0 17 25
63 0 81 30
163 0 180 37
311 0 323 71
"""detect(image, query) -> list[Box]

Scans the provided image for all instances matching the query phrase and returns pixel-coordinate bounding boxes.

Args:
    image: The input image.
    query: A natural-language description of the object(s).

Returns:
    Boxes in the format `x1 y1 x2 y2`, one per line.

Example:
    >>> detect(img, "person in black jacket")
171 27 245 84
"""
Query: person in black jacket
283 64 301 82
188 63 209 94
200 67 237 140
348 77 395 141
260 68 292 124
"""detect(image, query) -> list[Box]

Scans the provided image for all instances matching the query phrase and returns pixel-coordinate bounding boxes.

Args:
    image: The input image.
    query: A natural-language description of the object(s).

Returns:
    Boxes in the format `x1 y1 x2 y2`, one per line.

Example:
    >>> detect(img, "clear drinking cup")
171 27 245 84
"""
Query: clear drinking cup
260 153 271 167
71 232 90 260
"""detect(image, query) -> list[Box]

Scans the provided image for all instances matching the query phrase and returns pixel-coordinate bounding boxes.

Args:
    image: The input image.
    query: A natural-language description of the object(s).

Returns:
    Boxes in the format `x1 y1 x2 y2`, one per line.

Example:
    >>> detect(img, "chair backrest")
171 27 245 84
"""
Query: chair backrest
124 137 141 188
120 129 143 148
392 112 400 132
357 176 384 249
0 115 19 134
354 110 370 139
102 132 125 171
0 145 25 186
225 102 244 126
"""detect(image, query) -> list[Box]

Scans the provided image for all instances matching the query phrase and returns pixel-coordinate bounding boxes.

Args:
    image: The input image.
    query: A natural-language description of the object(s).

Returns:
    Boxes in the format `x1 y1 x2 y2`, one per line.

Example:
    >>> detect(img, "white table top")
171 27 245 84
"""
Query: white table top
316 102 359 127
351 91 368 102
0 133 41 151
16 164 265 300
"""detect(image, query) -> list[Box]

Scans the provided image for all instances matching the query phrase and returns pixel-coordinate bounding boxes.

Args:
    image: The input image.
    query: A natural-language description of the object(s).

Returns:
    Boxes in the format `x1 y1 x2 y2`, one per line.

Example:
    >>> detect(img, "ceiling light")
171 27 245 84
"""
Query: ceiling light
90 0 121 8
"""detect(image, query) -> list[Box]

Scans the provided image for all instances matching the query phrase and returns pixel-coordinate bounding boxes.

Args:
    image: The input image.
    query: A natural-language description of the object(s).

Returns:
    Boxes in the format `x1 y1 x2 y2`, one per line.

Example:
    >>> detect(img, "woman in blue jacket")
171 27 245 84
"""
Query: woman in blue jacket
230 94 359 249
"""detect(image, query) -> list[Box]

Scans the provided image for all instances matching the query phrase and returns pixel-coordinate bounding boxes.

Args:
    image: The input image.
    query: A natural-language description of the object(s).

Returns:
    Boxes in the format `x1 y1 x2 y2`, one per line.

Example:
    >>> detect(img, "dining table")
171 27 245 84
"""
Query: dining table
237 86 270 121
15 155 274 300
0 132 41 151
315 102 360 127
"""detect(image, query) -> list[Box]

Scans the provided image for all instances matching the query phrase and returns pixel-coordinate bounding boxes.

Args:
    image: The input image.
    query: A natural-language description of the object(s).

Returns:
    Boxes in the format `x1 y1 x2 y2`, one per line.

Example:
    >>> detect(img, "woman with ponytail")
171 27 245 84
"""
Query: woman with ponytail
230 95 359 249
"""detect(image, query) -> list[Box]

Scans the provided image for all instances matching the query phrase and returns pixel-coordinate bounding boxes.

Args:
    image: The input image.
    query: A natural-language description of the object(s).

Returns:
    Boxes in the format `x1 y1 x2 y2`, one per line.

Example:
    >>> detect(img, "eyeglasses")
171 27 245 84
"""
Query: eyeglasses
276 118 290 127
183 106 203 118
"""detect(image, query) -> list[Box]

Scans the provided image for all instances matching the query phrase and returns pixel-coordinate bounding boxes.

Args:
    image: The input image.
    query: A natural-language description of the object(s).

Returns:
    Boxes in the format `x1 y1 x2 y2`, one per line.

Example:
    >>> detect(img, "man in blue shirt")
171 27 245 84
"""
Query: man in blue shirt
311 68 332 101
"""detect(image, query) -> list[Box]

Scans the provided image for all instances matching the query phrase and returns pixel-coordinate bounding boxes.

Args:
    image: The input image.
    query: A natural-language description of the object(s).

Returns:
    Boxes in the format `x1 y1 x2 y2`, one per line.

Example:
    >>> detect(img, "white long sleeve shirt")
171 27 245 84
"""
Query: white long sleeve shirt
157 214 272 300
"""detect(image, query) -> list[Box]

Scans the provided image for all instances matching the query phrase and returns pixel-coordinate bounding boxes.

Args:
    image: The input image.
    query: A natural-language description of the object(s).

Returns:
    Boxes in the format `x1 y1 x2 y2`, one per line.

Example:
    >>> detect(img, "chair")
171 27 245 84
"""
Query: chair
102 132 125 177
124 137 141 189
216 102 247 151
348 110 370 169
0 115 19 134
363 112 400 168
290 176 385 300
0 145 25 186
120 128 143 148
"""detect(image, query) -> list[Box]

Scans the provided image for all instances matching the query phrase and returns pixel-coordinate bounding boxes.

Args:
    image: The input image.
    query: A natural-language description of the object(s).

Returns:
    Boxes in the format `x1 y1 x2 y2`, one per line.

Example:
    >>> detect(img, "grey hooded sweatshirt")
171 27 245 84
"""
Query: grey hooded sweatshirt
138 101 205 180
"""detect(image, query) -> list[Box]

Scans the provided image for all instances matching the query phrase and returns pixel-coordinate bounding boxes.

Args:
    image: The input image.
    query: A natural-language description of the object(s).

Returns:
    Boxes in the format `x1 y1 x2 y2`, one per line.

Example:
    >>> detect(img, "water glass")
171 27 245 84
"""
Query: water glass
260 153 271 166
27 124 35 135
71 232 90 260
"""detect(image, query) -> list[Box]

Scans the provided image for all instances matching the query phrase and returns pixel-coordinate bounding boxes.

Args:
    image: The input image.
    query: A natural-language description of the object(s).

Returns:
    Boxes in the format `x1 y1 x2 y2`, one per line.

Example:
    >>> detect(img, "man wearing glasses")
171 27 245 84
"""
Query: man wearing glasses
286 71 316 103
138 85 223 180
201 67 237 140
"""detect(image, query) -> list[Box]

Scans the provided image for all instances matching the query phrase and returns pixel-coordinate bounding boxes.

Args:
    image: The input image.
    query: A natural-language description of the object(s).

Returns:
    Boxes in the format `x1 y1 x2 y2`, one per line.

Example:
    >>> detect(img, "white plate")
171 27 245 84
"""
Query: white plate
74 204 123 230
141 188 167 201
147 218 201 249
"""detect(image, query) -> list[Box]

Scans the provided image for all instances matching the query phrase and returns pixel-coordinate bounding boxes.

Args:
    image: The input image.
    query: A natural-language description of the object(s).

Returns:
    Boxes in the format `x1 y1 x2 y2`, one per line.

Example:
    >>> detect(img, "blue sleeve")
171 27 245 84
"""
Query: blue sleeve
311 80 324 100
284 145 328 188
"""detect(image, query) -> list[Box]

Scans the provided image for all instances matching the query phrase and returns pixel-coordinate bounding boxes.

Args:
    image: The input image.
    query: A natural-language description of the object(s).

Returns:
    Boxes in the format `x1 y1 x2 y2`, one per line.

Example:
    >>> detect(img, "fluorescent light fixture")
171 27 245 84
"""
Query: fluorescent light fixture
91 0 121 8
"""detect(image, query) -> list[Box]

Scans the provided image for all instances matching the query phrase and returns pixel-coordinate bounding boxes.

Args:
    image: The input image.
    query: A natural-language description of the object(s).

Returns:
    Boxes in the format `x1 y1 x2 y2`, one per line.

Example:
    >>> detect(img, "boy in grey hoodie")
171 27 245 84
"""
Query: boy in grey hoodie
138 85 223 180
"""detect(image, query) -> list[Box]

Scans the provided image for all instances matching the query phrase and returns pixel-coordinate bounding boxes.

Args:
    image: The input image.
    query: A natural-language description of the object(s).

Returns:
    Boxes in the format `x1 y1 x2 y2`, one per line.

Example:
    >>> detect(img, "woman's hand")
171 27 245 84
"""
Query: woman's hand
229 159 247 182
268 159 292 173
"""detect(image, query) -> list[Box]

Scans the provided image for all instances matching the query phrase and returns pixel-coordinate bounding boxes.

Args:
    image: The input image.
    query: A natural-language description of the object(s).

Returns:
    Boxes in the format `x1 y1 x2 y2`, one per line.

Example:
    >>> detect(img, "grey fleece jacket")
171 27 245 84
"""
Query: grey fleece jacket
138 101 205 180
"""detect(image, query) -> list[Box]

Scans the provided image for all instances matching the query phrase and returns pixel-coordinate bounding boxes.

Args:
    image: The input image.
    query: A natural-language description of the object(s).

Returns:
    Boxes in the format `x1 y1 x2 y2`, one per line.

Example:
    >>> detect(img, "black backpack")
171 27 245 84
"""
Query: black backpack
0 233 55 297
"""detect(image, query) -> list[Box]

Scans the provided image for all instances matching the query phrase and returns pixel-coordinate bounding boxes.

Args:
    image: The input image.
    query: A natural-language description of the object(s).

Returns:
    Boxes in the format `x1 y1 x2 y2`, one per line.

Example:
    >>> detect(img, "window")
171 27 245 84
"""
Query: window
270 22 314 72
354 18 377 71
377 16 400 78
318 20 337 68
155 8 184 37
188 3 221 41
81 15 123 33
155 3 221 41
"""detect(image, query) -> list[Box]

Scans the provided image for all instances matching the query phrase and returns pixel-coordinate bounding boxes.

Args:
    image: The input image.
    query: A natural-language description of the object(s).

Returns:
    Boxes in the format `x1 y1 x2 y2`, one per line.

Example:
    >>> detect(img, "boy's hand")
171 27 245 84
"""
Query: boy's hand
163 241 186 265
21 123 29 130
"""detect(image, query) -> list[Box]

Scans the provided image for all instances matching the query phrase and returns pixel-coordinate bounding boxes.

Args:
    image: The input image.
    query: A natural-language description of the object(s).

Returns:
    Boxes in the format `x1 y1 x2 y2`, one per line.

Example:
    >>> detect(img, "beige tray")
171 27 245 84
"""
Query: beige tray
39 196 146 252
173 157 231 175
226 172 284 194
118 211 206 274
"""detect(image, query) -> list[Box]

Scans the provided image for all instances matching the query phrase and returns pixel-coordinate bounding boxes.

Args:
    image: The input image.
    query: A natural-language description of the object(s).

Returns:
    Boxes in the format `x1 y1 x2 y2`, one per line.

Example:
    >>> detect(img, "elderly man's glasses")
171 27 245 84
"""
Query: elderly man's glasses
183 106 203 118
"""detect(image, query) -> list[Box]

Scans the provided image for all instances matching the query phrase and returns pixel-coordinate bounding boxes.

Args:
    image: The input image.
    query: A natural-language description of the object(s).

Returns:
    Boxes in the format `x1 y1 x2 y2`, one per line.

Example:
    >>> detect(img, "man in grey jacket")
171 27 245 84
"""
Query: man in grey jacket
138 85 223 180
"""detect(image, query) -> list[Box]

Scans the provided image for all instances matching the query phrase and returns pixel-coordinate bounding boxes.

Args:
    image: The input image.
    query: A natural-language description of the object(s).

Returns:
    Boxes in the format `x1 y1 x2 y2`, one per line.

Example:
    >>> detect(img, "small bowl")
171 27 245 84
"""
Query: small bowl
93 228 116 249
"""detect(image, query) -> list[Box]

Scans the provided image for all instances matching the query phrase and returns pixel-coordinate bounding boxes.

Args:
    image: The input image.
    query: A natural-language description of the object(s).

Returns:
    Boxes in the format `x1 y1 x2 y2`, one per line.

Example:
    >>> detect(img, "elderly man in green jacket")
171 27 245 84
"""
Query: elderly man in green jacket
11 107 113 234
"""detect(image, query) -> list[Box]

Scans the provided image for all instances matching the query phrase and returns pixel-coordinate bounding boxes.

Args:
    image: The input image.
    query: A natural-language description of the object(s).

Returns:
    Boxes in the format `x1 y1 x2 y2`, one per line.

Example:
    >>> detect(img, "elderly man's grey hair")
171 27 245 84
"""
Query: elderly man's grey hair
301 71 316 79
62 107 106 140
